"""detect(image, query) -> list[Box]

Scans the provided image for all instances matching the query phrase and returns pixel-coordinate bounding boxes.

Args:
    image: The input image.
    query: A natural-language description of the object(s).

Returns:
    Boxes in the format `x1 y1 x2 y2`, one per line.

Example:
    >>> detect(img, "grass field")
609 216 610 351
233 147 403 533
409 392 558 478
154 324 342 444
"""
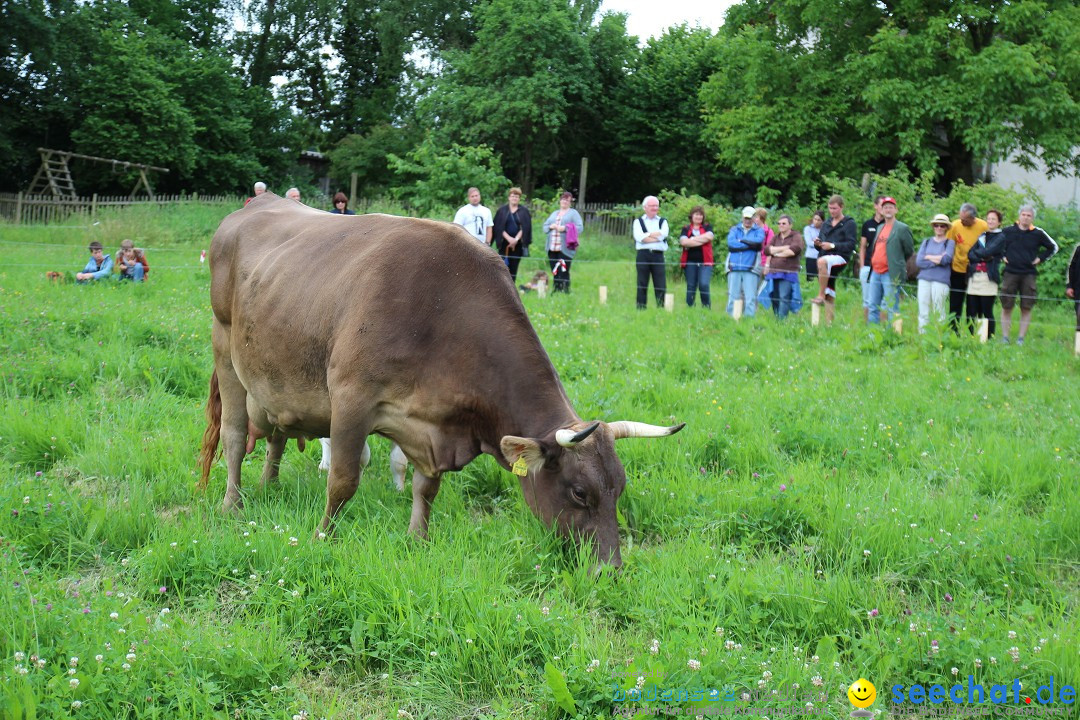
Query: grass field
1 203 1078 719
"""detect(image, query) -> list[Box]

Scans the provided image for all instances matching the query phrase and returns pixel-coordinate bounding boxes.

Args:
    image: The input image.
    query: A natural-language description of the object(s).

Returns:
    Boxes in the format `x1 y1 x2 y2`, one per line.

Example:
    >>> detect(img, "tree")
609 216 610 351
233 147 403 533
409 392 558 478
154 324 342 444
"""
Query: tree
701 0 1080 200
700 0 890 201
850 0 1080 184
387 140 509 214
419 0 596 194
611 25 726 200
0 0 80 186
69 25 199 181
557 11 640 200
329 124 418 196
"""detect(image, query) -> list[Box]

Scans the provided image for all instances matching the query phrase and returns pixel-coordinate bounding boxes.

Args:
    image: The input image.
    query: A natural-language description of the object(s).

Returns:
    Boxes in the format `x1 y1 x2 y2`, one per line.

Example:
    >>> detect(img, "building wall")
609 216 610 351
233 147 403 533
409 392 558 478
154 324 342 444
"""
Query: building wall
990 157 1080 207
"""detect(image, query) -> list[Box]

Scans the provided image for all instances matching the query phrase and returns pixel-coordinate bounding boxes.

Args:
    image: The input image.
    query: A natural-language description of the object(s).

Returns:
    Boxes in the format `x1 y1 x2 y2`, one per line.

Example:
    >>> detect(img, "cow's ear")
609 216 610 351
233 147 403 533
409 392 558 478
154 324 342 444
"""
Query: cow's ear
500 435 549 475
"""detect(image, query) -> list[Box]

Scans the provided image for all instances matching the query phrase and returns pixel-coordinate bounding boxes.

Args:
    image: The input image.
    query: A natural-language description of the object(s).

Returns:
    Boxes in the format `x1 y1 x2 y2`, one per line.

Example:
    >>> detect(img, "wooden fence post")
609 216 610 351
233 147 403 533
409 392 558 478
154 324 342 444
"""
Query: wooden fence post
350 173 358 208
91 193 98 221
578 157 588 208
15 191 23 225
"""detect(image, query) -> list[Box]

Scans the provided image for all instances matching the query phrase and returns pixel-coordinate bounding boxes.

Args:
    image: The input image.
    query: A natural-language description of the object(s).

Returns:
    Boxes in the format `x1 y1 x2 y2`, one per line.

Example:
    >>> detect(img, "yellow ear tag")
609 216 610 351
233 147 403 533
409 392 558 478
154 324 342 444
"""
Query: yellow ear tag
511 457 529 476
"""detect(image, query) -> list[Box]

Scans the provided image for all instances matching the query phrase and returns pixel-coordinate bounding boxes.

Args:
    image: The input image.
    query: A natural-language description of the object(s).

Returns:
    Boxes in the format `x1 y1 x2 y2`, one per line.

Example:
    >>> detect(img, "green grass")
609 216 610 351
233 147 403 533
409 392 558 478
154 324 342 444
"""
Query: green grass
0 205 1078 719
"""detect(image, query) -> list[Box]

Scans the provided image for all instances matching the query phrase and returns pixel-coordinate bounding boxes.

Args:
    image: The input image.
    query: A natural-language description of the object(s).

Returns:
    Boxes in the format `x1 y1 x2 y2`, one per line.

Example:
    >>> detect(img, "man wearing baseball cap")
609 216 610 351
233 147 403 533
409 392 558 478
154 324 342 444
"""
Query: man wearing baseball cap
865 197 914 325
725 205 765 317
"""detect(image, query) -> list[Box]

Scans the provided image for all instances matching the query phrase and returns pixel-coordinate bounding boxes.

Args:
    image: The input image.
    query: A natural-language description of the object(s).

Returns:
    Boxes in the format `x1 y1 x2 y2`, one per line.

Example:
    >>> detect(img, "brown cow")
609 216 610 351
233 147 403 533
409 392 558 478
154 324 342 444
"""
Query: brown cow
198 194 683 566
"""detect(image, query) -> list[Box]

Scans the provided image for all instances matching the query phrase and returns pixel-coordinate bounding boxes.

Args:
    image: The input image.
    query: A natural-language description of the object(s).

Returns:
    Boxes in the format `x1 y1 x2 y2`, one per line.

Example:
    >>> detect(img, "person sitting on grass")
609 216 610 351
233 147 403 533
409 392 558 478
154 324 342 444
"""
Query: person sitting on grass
76 241 113 283
117 239 148 282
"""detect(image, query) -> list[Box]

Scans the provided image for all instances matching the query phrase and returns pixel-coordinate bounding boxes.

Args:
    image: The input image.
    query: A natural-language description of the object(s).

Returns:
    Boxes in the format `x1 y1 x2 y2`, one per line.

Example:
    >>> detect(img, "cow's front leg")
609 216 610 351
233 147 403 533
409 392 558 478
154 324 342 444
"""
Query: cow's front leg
317 438 370 536
408 470 442 540
260 432 286 487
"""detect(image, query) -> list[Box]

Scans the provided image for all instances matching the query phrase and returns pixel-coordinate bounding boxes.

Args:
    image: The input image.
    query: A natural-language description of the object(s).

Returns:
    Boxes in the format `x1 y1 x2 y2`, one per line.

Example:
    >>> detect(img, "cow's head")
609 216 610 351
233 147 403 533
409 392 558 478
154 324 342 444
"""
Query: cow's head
500 420 684 568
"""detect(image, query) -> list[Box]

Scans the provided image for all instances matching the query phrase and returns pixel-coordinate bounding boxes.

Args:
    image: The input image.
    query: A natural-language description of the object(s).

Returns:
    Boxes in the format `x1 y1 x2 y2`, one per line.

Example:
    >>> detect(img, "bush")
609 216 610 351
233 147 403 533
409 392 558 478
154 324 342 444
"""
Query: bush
387 140 510 215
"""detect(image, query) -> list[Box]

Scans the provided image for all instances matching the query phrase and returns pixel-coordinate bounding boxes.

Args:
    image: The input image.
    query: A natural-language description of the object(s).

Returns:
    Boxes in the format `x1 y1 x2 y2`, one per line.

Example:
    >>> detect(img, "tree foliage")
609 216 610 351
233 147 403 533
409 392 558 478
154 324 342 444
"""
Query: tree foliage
1 0 1077 202
614 26 727 199
1 0 294 193
387 140 510 213
701 0 1080 201
328 124 419 196
420 0 596 194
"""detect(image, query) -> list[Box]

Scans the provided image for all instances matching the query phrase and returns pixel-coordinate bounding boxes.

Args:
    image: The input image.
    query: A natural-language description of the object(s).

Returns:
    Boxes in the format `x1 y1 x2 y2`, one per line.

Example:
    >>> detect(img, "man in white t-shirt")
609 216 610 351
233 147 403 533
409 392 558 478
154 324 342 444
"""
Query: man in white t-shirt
453 187 493 244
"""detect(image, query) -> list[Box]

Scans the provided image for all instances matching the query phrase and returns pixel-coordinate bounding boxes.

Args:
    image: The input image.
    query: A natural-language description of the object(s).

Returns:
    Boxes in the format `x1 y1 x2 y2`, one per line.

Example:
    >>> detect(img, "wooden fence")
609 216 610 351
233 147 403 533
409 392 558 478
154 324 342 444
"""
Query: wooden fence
0 192 639 234
0 192 245 225
578 201 634 237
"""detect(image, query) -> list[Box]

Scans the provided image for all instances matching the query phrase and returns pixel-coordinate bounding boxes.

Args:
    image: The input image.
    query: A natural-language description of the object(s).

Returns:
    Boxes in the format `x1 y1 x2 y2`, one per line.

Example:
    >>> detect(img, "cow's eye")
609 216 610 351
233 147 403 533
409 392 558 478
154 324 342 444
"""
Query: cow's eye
570 486 588 506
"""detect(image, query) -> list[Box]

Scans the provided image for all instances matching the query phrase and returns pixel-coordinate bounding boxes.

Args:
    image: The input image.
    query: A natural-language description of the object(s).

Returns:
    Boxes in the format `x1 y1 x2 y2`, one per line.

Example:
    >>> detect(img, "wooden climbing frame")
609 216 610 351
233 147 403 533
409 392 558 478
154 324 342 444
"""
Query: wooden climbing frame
27 148 169 199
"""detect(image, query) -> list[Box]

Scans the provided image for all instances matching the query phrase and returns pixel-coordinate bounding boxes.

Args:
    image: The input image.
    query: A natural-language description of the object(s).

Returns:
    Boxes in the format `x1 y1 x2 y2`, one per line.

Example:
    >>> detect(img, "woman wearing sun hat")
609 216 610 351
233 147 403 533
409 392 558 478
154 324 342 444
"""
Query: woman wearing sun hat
915 214 956 332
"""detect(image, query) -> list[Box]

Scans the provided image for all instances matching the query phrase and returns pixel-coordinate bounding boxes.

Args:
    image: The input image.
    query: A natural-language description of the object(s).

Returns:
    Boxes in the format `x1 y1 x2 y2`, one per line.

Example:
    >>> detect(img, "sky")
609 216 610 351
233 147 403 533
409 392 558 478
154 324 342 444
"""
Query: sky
602 0 739 41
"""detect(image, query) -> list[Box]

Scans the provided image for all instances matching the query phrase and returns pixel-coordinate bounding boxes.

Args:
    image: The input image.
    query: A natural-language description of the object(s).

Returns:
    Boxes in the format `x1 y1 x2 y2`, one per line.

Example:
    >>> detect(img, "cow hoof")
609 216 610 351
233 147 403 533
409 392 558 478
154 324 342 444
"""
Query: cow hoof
318 462 330 472
222 495 244 513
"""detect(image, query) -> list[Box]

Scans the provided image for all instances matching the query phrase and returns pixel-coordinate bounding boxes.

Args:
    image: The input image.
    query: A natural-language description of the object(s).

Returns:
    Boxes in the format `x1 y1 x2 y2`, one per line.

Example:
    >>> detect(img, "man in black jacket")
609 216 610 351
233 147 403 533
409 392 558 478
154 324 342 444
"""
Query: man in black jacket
810 194 858 324
1000 206 1058 345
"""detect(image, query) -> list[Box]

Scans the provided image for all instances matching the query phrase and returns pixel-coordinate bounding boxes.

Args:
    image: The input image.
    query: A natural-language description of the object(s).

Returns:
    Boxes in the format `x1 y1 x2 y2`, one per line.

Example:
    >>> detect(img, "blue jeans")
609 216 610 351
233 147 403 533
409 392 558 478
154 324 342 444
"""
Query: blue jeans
868 271 900 322
121 264 145 282
771 279 796 318
685 263 712 308
757 276 773 312
860 264 873 309
726 271 758 317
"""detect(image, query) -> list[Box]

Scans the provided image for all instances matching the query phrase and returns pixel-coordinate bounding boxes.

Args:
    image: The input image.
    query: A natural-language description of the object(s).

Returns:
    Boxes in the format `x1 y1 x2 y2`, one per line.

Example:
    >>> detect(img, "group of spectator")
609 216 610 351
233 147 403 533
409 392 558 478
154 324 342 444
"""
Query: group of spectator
443 185 1074 341
453 186 584 293
629 194 1068 341
82 180 1074 342
847 197 1059 341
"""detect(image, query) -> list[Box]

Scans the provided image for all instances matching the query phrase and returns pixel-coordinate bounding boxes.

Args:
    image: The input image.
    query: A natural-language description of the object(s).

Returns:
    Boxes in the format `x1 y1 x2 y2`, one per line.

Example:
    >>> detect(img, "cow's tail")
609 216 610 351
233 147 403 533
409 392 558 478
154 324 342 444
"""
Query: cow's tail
197 370 222 490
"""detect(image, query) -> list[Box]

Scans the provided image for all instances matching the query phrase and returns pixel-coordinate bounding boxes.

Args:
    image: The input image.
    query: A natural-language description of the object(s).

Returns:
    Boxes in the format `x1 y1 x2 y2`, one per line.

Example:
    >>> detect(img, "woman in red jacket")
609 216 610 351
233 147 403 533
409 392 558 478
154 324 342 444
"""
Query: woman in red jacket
678 206 715 309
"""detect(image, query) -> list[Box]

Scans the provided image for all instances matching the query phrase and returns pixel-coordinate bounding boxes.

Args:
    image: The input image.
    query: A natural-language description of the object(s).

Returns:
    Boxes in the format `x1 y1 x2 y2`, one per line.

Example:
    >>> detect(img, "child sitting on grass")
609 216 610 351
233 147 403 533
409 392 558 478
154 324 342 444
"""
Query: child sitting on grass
518 270 548 293
75 241 113 283
117 239 149 282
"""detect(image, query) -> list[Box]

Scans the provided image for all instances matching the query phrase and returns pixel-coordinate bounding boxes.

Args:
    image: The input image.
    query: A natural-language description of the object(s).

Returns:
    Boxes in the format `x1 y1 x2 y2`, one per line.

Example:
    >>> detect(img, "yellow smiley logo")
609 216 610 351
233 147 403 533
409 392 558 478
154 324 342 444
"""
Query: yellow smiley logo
847 678 877 709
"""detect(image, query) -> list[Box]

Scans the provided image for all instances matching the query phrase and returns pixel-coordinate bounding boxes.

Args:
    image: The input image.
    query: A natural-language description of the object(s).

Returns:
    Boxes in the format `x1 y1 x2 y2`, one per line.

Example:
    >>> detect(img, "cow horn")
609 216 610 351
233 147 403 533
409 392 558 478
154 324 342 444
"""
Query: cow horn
555 421 601 448
608 421 686 440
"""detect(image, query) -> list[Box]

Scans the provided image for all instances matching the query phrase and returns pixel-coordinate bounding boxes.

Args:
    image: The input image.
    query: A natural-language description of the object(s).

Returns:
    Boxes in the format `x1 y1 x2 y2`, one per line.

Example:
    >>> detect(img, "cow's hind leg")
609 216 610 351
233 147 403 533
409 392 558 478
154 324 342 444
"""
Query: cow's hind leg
317 434 371 536
408 469 442 540
260 431 286 487
216 371 250 513
211 321 251 513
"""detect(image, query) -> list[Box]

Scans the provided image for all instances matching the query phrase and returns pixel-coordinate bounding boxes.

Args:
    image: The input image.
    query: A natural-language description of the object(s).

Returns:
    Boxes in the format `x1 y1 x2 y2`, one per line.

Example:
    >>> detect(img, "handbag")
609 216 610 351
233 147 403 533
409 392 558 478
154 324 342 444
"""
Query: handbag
566 221 579 251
